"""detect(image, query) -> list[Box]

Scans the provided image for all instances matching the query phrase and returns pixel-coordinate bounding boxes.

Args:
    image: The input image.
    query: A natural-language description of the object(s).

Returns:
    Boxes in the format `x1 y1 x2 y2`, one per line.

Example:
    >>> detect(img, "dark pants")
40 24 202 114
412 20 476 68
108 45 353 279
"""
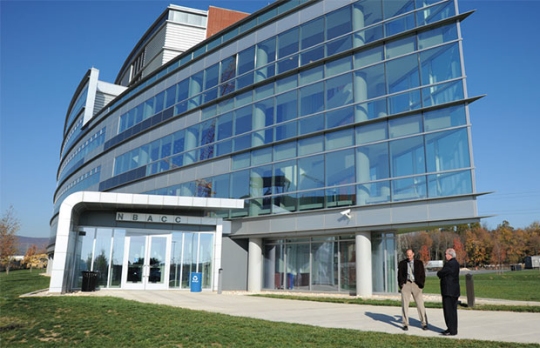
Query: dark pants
442 295 458 334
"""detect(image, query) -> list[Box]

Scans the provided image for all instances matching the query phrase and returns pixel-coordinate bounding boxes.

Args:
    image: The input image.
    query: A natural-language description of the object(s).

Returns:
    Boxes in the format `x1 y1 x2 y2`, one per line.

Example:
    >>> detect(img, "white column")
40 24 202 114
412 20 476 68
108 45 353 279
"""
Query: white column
248 238 263 292
355 232 372 297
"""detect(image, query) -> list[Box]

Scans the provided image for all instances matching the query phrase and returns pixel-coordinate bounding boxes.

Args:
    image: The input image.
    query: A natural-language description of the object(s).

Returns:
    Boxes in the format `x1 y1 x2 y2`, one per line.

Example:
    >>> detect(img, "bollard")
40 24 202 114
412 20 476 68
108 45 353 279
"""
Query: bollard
217 268 223 294
465 273 475 308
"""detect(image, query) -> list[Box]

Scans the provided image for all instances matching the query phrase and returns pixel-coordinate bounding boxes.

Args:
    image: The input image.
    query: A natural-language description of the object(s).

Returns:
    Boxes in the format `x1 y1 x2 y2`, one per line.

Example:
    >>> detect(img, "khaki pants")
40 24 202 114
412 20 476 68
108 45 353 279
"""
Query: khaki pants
401 281 427 326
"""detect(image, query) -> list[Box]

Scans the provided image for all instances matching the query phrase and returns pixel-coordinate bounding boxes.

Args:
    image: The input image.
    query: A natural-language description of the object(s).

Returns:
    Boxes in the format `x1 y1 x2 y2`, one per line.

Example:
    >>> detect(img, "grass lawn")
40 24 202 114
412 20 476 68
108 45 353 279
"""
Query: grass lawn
1 270 539 348
423 269 540 302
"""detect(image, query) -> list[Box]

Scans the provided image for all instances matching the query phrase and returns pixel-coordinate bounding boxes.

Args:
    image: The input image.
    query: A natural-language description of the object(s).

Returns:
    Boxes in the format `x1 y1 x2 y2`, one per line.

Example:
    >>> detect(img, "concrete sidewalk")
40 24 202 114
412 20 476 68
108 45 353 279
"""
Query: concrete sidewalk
53 290 540 345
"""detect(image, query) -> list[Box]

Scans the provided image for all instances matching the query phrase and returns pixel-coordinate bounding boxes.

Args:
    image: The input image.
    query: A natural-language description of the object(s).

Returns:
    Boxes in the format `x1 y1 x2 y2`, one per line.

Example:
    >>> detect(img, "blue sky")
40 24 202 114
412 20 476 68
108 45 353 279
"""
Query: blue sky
1 0 538 238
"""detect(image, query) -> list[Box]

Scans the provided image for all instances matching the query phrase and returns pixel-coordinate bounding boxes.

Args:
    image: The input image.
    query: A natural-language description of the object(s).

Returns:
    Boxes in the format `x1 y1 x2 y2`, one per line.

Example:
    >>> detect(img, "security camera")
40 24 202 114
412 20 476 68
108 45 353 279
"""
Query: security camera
340 209 351 219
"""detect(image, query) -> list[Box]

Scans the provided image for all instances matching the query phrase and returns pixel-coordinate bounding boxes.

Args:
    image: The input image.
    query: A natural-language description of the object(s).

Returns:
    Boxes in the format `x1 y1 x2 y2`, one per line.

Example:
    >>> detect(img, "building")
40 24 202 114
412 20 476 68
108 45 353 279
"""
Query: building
48 0 484 296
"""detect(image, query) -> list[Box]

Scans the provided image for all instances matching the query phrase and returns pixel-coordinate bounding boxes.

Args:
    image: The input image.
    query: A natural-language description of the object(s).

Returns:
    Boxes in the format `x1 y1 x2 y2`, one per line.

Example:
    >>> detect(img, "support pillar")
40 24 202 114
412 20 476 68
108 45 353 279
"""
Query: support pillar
355 231 372 297
248 238 263 292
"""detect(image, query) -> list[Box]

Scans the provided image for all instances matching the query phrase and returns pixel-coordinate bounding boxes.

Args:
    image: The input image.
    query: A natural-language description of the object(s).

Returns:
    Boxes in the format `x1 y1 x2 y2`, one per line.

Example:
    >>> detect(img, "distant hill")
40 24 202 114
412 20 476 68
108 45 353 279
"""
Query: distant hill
15 236 49 255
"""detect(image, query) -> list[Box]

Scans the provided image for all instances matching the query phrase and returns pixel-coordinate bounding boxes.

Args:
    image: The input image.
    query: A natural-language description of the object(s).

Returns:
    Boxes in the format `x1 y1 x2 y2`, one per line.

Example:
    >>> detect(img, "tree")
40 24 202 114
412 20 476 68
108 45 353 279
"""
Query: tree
22 244 48 271
453 237 466 266
0 206 20 274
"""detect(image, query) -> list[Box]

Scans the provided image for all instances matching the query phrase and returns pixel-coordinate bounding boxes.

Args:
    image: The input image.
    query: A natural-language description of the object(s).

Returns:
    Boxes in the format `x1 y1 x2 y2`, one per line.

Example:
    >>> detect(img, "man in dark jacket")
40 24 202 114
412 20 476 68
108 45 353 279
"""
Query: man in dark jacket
397 249 428 331
437 248 460 336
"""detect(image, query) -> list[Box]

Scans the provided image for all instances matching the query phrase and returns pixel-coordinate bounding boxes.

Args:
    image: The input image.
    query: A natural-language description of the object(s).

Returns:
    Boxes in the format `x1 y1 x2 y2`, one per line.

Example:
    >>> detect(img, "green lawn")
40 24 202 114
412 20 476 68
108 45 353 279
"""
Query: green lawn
422 269 540 302
1 270 539 348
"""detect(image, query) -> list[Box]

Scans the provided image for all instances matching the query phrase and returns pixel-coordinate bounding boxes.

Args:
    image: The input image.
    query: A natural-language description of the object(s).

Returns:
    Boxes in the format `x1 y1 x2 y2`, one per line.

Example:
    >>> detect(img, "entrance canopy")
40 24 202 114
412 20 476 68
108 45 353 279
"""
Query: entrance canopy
49 191 244 293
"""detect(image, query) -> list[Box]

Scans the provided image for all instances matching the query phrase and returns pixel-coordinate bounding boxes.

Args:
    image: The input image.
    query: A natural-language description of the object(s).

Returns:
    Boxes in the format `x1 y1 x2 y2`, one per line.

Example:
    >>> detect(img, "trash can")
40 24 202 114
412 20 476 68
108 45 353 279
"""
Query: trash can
82 271 98 292
287 273 294 290
190 272 202 292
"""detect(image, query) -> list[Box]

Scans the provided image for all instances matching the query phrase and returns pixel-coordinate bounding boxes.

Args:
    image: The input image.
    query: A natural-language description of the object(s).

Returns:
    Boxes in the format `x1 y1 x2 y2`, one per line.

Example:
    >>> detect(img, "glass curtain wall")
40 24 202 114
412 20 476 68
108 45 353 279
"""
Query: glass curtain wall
263 235 358 292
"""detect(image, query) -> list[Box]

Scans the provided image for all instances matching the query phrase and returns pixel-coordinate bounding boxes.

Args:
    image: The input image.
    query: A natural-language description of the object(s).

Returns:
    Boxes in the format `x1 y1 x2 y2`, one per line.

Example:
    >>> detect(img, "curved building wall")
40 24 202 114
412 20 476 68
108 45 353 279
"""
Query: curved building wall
52 0 482 294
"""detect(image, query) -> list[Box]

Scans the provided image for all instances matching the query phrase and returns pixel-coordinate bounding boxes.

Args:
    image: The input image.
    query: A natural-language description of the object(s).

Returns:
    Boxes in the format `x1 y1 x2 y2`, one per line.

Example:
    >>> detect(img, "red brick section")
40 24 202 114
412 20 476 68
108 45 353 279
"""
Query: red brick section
206 6 250 39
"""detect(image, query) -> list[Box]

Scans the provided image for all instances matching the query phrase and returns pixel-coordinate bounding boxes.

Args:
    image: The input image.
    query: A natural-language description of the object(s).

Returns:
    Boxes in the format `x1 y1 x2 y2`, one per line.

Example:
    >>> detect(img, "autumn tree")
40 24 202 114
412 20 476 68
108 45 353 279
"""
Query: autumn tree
22 244 48 271
0 206 20 274
453 237 467 266
465 226 491 267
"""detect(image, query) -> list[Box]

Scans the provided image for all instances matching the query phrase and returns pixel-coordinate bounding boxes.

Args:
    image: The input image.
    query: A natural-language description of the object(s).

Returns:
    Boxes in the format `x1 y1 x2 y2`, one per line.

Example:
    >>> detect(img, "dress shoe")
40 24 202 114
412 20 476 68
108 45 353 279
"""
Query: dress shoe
441 331 457 336
440 329 449 334
402 326 408 331
422 325 428 331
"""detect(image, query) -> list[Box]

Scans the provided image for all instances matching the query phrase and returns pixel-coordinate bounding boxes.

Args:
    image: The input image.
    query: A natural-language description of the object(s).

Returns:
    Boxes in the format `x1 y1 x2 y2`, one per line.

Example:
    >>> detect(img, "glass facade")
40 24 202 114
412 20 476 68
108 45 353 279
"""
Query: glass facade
74 227 214 290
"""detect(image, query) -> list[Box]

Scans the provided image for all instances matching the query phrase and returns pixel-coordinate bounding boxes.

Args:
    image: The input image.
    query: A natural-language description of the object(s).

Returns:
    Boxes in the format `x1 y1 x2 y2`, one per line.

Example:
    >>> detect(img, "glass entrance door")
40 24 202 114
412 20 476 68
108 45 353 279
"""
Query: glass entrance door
122 233 170 289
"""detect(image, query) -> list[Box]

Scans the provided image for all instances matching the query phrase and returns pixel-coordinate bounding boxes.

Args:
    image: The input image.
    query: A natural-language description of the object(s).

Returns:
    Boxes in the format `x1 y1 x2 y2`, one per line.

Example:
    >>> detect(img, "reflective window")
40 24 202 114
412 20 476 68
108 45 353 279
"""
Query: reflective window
390 136 425 177
301 17 324 50
354 46 383 69
234 106 252 135
428 170 472 198
420 43 461 85
356 121 387 144
298 155 324 190
353 0 383 29
326 6 352 40
275 121 297 141
326 149 355 187
356 143 390 182
386 35 417 59
274 159 297 193
274 141 297 161
298 135 323 156
238 46 255 75
326 106 354 130
276 90 298 123
326 128 354 150
418 23 458 50
389 113 422 138
355 63 385 102
392 176 426 201
385 12 416 36
383 0 414 19
424 105 466 131
326 73 353 110
300 82 324 116
387 54 420 94
278 27 299 59
299 113 324 135
204 63 219 89
426 128 470 172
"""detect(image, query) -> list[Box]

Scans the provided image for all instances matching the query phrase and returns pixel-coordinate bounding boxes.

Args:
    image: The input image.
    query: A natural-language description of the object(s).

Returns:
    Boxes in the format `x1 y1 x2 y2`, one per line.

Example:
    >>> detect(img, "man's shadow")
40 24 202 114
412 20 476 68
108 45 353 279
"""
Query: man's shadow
364 312 444 332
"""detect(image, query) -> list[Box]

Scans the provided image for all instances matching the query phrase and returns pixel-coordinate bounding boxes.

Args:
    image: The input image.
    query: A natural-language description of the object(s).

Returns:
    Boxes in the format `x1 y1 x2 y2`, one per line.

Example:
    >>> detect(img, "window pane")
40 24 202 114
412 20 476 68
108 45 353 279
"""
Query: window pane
428 170 472 198
390 136 425 177
273 159 297 193
238 46 255 75
231 170 250 198
326 56 352 78
383 0 414 19
326 73 353 110
300 82 324 116
358 180 391 205
298 135 323 156
326 106 354 130
301 17 324 49
392 176 426 201
278 27 299 58
422 80 464 107
384 13 415 36
354 63 385 102
204 63 219 89
356 143 390 182
424 105 466 131
418 23 457 50
326 149 355 187
426 128 470 172
386 54 420 94
420 43 461 85
234 106 252 135
389 113 422 138
274 141 297 161
298 155 324 190
276 90 298 122
326 128 354 150
386 35 417 59
326 6 352 40
299 113 324 135
356 121 387 144
275 121 297 141
217 112 233 140
298 189 325 211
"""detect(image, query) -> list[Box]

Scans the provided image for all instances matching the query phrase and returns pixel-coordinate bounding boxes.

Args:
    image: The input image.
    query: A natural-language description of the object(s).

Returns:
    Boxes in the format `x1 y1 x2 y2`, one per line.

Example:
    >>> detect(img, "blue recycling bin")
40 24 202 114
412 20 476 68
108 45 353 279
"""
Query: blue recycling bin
190 272 202 292
287 273 294 290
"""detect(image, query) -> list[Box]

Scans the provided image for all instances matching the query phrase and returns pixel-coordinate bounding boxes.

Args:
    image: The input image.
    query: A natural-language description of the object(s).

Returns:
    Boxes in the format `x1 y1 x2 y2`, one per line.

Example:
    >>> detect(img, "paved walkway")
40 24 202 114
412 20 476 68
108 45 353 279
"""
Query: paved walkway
46 290 540 345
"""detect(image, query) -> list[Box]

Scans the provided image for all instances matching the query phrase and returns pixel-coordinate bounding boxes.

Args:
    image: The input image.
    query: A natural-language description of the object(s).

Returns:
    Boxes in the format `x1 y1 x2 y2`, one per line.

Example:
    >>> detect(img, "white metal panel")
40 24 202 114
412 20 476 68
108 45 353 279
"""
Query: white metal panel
165 22 206 52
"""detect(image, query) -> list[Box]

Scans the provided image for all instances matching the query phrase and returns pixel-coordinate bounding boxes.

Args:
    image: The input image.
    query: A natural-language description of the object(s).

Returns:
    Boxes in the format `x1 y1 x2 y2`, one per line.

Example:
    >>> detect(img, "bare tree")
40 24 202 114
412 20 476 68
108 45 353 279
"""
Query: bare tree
0 206 20 274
